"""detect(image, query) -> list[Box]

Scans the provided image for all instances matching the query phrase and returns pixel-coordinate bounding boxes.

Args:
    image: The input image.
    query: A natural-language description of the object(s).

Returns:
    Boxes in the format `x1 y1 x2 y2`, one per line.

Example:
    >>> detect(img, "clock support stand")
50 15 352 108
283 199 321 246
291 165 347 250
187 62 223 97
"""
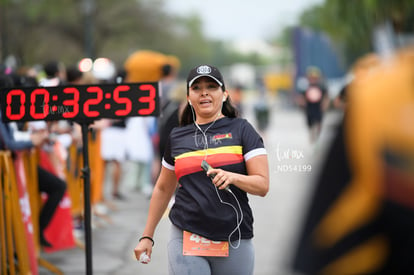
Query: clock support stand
80 121 94 275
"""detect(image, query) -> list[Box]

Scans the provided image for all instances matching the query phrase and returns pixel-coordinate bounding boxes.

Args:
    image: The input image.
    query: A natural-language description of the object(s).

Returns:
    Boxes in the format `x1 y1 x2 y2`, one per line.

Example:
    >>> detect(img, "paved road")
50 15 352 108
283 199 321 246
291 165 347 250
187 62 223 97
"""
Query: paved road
39 97 343 275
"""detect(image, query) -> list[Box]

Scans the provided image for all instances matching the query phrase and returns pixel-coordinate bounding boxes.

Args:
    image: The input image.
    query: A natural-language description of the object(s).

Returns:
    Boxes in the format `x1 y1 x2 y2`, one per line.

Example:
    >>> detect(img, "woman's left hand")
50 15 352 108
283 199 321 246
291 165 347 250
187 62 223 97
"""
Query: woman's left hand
207 168 236 190
206 155 269 196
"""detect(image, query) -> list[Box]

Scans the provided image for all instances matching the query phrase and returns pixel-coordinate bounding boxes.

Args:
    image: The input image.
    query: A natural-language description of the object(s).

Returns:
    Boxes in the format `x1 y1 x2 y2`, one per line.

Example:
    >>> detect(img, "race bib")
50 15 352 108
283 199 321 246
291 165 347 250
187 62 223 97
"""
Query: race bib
183 231 229 257
305 87 323 102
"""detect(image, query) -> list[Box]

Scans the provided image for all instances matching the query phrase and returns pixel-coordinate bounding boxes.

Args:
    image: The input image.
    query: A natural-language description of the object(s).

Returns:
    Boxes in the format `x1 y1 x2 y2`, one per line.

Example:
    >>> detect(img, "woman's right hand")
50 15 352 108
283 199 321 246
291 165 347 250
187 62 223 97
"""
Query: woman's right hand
134 238 153 264
133 167 178 264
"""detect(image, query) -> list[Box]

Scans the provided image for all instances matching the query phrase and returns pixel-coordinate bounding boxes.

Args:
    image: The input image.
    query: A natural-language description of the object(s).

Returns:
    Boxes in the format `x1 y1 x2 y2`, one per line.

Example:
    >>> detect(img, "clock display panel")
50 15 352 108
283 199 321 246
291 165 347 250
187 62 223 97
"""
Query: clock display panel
0 82 160 122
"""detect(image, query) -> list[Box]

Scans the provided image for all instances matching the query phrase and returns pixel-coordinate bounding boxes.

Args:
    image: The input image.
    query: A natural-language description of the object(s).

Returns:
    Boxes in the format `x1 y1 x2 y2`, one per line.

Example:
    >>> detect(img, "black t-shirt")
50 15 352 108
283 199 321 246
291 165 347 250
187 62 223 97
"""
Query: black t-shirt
303 83 327 114
163 117 266 241
111 119 126 128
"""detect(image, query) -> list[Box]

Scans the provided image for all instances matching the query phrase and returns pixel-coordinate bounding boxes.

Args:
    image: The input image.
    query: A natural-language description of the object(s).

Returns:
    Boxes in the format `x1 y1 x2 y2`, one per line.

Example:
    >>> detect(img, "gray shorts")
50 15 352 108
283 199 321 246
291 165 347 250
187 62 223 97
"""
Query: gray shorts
168 225 255 275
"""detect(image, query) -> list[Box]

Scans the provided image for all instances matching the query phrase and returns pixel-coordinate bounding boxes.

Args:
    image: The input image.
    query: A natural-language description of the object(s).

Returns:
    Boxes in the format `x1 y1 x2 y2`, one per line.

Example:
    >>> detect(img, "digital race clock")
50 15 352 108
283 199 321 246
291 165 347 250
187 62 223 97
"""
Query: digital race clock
0 82 160 122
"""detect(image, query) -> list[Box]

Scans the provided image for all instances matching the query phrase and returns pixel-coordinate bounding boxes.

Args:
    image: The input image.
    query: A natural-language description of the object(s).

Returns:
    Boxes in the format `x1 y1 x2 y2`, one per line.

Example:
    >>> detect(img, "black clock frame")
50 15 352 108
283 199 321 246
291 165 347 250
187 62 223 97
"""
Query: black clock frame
0 82 160 123
0 82 160 275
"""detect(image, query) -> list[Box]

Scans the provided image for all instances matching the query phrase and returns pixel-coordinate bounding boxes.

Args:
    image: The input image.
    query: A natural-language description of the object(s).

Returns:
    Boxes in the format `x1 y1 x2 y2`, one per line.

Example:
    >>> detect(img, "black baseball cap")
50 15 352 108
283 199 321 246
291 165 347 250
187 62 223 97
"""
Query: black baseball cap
186 64 226 90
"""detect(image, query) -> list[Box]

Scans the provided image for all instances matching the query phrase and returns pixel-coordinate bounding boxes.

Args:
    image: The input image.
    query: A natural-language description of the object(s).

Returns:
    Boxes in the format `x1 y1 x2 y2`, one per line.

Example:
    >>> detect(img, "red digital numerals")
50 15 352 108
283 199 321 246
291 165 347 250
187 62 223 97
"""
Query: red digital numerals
62 87 80 118
138 84 156 115
113 85 132 116
84 86 103 117
30 88 49 119
2 83 158 122
5 89 26 120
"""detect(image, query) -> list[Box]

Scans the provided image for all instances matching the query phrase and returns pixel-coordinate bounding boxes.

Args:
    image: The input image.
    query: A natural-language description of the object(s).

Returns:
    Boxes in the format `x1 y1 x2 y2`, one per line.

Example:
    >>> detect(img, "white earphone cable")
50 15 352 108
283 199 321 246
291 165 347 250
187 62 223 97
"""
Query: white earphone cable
190 97 242 249
214 187 243 249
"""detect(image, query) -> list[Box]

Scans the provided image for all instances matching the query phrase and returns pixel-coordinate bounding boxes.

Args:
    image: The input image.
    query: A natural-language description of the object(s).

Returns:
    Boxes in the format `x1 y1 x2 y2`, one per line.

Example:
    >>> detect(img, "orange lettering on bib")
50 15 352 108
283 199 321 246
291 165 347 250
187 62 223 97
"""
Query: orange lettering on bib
183 231 229 257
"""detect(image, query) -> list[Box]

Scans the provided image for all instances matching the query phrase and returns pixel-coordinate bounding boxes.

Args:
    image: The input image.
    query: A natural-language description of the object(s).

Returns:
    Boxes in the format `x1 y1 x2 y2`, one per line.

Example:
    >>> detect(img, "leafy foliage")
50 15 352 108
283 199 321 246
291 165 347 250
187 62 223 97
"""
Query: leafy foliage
297 0 414 68
0 0 260 72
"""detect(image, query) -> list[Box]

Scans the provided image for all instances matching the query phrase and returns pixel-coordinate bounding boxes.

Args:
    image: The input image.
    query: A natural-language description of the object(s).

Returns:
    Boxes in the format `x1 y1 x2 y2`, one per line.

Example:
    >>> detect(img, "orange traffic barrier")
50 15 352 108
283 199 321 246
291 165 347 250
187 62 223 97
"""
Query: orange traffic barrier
66 143 83 217
19 149 63 275
0 151 32 274
89 129 105 205
0 153 7 274
0 129 105 274
21 149 41 249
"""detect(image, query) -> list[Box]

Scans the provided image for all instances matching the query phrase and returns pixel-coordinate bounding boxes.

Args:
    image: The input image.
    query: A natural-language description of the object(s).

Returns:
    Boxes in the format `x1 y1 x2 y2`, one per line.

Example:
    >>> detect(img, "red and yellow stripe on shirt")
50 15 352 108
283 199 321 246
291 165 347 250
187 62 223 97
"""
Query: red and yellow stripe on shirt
174 145 243 180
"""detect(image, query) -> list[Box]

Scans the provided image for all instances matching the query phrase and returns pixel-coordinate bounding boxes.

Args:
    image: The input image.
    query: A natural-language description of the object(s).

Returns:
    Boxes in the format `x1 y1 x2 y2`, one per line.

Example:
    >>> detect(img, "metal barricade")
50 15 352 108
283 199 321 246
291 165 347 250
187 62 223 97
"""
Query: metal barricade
0 151 31 274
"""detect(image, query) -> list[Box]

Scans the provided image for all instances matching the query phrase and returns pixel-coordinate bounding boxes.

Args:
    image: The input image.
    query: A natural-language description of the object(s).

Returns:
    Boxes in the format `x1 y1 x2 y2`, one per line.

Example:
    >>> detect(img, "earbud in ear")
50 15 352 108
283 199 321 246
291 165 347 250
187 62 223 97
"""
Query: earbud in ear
222 97 226 102
188 100 192 106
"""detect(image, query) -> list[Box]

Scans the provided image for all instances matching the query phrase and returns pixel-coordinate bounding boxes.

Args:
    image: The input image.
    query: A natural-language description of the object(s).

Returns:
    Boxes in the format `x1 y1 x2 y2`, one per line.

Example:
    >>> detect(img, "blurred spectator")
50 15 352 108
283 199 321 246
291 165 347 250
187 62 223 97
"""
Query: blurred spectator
88 57 128 200
334 53 381 110
124 116 157 197
100 118 127 200
156 55 182 160
158 81 187 159
160 55 181 104
64 65 84 148
66 65 84 85
297 66 330 143
37 60 74 155
292 47 414 275
123 50 181 196
8 70 38 88
39 60 66 87
0 71 14 87
254 77 270 134
229 84 244 117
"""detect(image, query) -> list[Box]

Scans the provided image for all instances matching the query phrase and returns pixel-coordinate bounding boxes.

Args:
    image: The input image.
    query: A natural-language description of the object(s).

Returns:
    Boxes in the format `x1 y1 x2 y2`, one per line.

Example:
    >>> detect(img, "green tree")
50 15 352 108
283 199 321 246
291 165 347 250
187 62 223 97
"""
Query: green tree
0 0 277 74
297 0 414 67
0 0 213 69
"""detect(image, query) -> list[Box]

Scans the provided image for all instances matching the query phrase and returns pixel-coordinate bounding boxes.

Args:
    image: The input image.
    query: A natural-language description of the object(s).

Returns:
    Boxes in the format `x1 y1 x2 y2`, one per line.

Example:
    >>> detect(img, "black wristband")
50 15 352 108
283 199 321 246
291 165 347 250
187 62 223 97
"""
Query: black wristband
139 236 154 247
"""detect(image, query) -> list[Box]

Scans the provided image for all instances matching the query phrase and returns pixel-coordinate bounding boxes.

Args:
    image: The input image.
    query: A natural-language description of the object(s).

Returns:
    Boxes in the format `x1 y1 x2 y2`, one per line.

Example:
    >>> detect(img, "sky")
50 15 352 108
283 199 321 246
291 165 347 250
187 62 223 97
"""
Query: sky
164 0 324 41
